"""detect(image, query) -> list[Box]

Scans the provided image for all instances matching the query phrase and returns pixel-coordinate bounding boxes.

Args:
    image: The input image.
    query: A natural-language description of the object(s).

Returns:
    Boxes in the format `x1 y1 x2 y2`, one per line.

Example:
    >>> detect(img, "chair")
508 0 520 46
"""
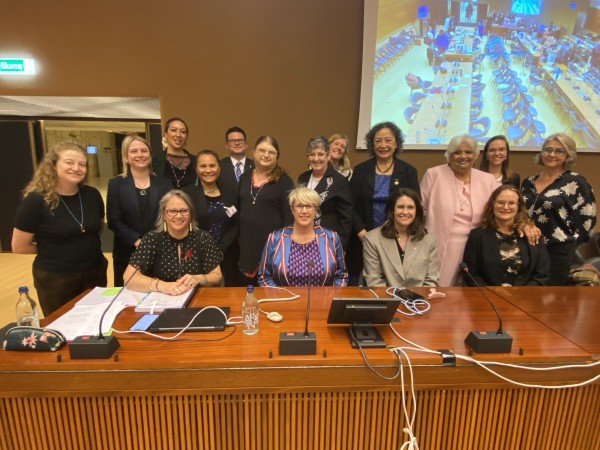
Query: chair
469 116 491 139
529 74 543 91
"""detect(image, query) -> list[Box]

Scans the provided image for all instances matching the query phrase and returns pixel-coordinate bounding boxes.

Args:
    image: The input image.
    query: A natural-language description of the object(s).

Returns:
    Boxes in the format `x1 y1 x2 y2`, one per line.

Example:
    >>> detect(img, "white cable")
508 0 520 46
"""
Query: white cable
386 287 431 316
256 286 300 316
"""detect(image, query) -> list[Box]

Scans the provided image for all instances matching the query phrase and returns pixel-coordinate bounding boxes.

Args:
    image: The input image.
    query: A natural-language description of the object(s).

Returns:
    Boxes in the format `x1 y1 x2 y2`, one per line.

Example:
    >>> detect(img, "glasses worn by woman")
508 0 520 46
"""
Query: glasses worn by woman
463 186 550 287
258 186 348 287
123 190 223 295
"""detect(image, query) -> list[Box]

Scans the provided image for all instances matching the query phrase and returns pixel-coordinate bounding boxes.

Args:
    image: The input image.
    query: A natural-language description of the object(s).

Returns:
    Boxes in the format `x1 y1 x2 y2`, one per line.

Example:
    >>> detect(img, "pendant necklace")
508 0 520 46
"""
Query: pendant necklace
59 191 85 233
250 173 269 205
170 162 187 188
204 186 219 194
135 176 150 196
376 159 394 174
455 180 470 211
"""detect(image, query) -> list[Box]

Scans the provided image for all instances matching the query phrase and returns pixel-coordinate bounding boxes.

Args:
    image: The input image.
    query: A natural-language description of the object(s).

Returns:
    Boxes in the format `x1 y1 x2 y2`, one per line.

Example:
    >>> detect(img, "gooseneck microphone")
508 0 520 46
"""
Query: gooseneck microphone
460 263 513 353
279 259 317 355
69 266 140 359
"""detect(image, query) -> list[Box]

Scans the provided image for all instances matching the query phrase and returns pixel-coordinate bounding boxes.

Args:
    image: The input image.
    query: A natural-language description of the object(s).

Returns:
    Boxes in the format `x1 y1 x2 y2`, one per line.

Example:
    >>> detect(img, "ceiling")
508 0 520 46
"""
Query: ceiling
0 96 160 132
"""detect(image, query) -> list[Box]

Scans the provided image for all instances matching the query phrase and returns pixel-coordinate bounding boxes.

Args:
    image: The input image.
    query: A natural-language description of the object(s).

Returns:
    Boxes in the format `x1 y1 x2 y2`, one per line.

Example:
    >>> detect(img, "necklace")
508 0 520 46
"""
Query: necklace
455 180 470 211
250 173 269 205
134 176 150 196
204 186 219 194
59 191 85 233
376 159 394 174
169 162 187 188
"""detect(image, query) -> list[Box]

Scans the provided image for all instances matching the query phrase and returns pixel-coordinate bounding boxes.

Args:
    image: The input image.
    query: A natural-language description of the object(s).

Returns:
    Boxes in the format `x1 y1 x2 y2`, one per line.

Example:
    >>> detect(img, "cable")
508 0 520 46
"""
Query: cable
386 287 432 316
256 286 300 316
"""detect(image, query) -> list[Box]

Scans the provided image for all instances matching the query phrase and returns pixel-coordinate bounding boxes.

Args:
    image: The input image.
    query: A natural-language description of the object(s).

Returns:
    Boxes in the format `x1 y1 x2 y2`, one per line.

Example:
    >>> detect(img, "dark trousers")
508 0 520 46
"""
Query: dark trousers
33 257 108 316
546 241 576 286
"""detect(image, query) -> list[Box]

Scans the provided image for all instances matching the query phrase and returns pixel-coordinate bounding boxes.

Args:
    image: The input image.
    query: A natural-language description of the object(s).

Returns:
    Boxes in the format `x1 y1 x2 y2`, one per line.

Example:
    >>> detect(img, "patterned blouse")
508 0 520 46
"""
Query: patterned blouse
521 171 596 246
129 230 223 281
286 239 326 286
496 230 522 285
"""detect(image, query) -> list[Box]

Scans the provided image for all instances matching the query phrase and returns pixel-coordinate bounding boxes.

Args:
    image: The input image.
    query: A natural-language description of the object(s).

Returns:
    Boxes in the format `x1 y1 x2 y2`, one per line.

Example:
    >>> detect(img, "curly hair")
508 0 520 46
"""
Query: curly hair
480 185 530 230
22 141 88 211
364 122 404 157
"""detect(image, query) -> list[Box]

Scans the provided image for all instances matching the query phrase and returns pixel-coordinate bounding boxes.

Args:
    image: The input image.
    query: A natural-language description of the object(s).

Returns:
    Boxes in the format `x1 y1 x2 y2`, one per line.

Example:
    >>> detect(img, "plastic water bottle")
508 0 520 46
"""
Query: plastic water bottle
242 285 259 335
16 286 40 328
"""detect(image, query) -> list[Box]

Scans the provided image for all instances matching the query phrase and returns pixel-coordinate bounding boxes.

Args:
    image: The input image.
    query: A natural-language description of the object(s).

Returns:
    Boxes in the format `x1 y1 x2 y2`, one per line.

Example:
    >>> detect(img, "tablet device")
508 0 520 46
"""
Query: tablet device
147 307 230 332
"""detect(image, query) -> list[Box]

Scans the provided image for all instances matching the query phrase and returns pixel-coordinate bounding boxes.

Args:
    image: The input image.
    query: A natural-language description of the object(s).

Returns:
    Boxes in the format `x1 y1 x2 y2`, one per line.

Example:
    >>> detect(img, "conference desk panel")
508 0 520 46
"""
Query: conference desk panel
1 287 599 450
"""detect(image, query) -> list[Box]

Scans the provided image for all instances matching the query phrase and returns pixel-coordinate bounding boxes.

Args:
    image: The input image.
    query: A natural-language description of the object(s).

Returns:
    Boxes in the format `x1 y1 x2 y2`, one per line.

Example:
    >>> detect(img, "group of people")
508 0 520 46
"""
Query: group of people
12 118 596 316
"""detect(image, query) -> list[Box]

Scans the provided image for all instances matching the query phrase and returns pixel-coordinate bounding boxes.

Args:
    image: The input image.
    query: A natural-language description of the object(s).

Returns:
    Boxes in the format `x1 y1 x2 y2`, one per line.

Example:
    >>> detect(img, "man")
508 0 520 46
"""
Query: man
219 126 254 193
219 127 254 286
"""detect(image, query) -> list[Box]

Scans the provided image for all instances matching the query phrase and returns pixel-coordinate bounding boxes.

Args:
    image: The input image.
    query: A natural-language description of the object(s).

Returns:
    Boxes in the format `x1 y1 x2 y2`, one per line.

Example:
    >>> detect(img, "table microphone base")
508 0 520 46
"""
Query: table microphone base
69 335 120 359
465 330 512 354
279 332 317 355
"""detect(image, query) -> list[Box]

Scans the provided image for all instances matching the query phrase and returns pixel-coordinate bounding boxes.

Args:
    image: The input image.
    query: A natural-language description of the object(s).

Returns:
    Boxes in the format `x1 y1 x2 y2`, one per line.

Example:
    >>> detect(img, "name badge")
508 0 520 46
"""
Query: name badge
225 206 237 217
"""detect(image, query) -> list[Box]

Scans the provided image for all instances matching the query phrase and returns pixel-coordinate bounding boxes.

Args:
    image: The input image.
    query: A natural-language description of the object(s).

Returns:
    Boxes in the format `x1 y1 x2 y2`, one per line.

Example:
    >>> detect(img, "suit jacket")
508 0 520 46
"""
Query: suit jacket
463 227 550 286
297 165 353 248
181 181 239 254
219 156 254 194
107 174 173 265
258 226 348 287
350 157 420 233
362 228 439 287
420 164 496 272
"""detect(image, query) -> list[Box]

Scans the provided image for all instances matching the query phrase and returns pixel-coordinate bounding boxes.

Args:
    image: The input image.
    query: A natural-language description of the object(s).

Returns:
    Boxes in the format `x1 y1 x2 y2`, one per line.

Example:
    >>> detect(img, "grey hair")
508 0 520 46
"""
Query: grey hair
534 133 577 169
154 190 199 232
444 134 479 161
306 135 329 154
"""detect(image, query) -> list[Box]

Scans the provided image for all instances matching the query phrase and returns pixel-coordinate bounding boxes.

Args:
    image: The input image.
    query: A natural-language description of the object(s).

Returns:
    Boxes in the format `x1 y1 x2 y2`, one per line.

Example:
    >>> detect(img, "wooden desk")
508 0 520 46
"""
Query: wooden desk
1 287 599 450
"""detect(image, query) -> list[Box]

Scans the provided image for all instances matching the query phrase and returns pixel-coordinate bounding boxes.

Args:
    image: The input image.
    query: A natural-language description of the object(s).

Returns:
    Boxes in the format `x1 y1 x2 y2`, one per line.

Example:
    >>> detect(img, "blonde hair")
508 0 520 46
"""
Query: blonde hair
154 190 199 232
22 141 88 211
328 133 352 174
288 186 321 209
120 135 155 178
534 133 577 169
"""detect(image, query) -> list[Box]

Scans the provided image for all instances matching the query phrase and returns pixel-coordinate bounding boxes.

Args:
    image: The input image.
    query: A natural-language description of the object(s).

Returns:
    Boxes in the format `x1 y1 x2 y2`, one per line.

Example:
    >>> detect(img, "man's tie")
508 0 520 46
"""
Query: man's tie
235 161 243 183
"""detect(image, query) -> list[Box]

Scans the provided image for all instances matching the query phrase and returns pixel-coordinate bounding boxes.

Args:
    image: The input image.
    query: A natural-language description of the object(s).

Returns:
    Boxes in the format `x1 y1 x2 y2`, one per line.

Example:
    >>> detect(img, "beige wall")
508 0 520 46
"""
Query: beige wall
0 0 598 196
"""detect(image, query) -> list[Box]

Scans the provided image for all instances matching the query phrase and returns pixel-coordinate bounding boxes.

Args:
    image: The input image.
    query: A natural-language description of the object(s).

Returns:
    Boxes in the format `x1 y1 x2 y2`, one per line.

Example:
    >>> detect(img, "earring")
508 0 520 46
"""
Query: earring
189 222 193 232
163 222 167 232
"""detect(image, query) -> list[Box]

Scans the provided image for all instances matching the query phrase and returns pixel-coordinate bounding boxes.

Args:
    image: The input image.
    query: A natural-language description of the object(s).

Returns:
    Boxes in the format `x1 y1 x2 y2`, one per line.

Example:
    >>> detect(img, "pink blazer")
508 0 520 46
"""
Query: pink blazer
420 164 496 268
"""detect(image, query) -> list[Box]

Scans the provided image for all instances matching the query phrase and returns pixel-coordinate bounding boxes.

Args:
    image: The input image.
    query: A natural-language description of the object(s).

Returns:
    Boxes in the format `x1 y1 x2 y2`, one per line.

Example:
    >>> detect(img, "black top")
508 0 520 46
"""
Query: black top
107 174 173 265
152 149 197 189
521 170 596 246
218 156 254 194
297 164 354 249
238 171 295 275
463 227 550 286
14 185 105 272
182 181 239 254
350 157 420 233
129 230 223 281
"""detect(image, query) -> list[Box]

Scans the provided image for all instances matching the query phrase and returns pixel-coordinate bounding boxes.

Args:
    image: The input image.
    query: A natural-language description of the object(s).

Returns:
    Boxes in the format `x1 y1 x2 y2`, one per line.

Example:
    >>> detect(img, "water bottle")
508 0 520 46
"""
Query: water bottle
16 286 40 328
242 285 259 335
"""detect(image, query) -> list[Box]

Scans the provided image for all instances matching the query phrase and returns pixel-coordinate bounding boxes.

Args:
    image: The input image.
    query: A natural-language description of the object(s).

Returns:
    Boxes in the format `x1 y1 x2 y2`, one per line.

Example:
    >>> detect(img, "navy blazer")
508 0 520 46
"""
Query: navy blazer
297 165 353 248
107 174 173 265
181 181 239 254
463 227 550 286
219 157 254 195
350 157 420 233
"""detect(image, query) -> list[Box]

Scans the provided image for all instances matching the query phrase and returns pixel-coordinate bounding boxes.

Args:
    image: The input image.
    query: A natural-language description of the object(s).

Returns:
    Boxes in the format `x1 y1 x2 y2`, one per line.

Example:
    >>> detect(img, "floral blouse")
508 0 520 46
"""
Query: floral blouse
521 171 596 245
129 230 223 281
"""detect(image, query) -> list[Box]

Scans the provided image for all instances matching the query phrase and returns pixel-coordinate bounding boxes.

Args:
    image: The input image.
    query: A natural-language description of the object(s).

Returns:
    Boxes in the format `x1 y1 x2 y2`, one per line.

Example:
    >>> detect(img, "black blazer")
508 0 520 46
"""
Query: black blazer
107 174 173 265
463 227 550 286
350 157 420 233
219 157 254 194
297 165 354 248
181 182 239 254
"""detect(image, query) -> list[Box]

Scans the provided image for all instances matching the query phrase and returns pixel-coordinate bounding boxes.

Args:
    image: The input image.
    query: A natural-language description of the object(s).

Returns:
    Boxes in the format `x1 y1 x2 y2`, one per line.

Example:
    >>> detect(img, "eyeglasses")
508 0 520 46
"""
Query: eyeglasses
488 147 507 154
165 209 191 217
257 148 278 157
494 201 518 208
542 147 567 155
307 152 327 159
292 204 316 211
227 139 246 145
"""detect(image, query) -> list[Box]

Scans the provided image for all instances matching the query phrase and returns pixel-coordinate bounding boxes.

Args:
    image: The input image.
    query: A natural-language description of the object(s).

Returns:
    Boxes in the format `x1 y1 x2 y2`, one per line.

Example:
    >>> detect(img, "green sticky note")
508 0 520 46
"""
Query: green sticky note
102 288 121 296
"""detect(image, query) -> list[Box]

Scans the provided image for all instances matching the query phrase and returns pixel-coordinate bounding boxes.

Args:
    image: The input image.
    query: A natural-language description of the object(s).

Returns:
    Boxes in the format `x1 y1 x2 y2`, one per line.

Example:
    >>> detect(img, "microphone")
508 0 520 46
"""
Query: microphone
460 263 513 353
279 259 317 355
69 266 140 359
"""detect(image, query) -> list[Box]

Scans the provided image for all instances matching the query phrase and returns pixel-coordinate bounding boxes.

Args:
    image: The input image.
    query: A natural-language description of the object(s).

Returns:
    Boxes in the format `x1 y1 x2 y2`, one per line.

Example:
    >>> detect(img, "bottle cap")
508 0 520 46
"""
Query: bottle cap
18 286 29 294
246 285 254 293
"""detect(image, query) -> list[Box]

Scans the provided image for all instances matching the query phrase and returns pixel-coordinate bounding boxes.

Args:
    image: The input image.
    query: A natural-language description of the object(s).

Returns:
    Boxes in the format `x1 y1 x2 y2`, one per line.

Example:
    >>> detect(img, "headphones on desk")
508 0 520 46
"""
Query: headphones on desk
257 287 301 323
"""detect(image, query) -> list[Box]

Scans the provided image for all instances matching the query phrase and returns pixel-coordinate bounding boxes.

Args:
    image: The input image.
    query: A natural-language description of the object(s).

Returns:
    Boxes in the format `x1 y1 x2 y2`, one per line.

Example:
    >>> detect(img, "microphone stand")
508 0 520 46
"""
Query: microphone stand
461 263 513 353
69 267 140 359
279 259 317 355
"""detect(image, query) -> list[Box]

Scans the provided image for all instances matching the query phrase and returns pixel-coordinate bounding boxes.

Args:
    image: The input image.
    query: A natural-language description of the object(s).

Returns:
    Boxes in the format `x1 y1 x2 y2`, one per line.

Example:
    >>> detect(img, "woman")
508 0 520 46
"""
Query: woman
479 135 520 187
12 141 107 315
182 149 239 286
297 136 353 248
152 117 197 188
238 136 295 284
521 133 596 285
463 185 550 286
421 134 496 286
348 121 420 284
123 190 223 294
328 133 353 180
258 186 347 287
363 188 439 287
107 136 172 285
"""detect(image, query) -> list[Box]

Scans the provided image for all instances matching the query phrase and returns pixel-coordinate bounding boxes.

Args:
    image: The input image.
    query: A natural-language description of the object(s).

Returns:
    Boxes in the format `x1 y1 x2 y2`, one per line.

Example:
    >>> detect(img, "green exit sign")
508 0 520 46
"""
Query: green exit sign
0 58 36 75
